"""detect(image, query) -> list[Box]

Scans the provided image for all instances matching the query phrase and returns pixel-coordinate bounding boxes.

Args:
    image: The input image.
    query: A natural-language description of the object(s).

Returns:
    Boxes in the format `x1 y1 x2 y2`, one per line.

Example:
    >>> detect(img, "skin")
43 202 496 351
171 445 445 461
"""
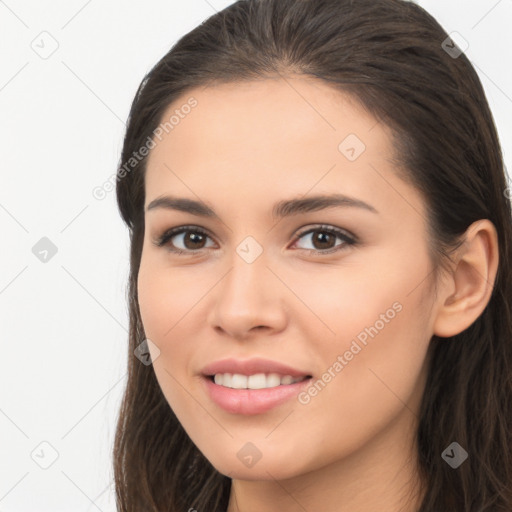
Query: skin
137 76 499 512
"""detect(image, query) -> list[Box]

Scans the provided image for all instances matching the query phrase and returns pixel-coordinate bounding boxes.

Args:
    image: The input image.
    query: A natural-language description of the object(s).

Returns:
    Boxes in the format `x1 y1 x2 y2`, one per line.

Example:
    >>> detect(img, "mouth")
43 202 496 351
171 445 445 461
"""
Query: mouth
201 372 313 415
205 372 312 389
199 357 314 414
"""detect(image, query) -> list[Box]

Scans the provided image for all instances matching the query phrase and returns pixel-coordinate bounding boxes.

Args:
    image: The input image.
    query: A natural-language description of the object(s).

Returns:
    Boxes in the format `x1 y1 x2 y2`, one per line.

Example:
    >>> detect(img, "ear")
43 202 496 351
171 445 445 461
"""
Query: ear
433 219 499 338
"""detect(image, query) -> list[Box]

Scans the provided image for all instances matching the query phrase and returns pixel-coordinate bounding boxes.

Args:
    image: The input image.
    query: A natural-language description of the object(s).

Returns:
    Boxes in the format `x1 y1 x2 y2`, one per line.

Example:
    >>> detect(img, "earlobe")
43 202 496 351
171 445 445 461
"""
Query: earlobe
433 219 499 338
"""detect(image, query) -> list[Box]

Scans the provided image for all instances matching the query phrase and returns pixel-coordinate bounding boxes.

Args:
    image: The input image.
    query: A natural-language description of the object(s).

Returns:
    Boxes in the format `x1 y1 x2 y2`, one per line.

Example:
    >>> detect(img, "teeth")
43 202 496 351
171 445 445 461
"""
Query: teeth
280 375 294 385
232 374 247 388
213 372 306 389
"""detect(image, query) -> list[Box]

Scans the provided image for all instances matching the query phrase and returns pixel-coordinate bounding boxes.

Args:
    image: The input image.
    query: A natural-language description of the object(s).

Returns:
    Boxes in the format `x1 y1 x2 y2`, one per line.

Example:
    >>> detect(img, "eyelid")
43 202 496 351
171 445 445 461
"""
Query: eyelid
288 224 357 253
152 225 213 249
292 224 357 244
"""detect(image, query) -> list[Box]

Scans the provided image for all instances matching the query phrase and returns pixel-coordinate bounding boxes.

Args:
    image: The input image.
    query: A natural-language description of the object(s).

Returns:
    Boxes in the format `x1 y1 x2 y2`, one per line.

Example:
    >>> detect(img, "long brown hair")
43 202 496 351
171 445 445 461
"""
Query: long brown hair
113 0 512 510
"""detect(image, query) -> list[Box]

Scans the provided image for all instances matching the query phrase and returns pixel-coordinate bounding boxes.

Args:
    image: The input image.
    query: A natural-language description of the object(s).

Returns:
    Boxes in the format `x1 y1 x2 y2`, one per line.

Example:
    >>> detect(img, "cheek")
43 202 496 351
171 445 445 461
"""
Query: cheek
137 262 167 344
137 253 205 340
289 251 433 451
136 263 190 429
287 257 418 354
298 277 432 462
324 253 433 400
136 254 210 403
137 258 188 388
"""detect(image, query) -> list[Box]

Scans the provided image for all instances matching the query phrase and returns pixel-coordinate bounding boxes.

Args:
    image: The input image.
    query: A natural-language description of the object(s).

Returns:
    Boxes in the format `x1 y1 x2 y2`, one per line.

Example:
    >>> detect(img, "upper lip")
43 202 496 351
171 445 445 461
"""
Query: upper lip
201 357 312 378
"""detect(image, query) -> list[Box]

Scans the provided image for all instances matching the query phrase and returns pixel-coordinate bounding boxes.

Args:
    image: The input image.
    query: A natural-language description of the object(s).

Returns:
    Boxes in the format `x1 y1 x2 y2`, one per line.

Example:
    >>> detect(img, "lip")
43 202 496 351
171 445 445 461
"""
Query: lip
200 357 313 415
201 374 313 415
200 357 311 378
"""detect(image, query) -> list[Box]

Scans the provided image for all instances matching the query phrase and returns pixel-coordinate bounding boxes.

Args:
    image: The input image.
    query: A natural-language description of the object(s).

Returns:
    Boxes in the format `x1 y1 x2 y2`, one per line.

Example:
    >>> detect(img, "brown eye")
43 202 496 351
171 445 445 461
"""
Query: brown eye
155 226 215 253
154 224 357 256
292 225 357 254
182 231 207 250
311 231 336 250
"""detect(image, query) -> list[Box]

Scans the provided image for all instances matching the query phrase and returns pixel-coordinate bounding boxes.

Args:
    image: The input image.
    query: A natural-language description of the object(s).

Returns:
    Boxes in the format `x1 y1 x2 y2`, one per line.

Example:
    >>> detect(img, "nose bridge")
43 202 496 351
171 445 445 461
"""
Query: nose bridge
208 232 287 336
223 234 270 304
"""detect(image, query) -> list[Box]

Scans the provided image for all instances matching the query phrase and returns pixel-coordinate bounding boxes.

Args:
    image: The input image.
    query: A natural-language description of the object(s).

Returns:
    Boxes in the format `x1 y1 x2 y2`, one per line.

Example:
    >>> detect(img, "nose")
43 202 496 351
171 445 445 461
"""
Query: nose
206 247 287 341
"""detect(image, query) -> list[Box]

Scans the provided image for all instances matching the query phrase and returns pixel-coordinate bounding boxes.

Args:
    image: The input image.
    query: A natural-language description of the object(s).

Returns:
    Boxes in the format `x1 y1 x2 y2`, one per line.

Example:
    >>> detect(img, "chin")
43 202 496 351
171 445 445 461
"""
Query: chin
209 453 304 481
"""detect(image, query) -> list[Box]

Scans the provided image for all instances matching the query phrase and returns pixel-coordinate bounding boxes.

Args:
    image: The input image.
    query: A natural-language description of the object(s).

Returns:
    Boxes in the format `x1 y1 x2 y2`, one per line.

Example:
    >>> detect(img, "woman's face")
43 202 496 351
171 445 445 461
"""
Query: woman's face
137 76 440 481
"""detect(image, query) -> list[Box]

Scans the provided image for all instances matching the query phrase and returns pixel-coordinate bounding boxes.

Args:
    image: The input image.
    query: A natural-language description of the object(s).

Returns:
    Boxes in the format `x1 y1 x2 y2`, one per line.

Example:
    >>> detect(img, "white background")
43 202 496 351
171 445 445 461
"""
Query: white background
1 1 511 510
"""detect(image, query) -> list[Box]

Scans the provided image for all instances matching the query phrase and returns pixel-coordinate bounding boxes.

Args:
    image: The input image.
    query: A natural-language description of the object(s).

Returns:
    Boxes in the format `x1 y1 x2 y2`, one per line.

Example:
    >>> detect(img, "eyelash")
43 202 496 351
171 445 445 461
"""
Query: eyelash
153 224 358 256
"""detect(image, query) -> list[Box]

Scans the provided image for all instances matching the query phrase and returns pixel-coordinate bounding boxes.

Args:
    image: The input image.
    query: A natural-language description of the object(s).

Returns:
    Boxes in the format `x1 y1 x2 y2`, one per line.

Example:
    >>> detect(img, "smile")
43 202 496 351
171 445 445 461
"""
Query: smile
211 372 308 389
202 374 313 415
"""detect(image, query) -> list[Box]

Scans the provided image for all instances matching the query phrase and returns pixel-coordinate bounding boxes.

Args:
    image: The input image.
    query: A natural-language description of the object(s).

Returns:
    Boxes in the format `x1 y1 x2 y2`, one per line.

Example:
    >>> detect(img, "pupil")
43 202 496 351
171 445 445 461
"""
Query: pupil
315 232 333 249
186 232 204 249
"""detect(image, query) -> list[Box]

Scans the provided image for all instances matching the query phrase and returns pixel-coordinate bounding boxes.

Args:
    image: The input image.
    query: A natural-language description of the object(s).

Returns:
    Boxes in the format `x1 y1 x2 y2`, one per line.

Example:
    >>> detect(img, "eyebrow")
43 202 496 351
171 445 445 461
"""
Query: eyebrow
146 193 378 219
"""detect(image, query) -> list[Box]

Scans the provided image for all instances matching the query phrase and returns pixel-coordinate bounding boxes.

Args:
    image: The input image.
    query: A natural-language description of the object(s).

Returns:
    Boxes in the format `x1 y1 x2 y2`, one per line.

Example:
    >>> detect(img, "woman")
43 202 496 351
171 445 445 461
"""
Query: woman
113 0 512 510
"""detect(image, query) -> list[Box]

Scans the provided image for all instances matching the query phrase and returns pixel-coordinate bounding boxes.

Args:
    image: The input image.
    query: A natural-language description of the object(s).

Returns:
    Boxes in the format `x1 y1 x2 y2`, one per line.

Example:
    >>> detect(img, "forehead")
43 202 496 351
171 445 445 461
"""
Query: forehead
147 76 386 169
143 76 424 223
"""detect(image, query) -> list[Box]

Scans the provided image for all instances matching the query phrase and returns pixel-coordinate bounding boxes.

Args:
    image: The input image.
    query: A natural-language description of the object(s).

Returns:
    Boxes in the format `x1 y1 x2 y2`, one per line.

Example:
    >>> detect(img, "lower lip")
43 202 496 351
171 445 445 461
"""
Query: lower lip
202 375 313 415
